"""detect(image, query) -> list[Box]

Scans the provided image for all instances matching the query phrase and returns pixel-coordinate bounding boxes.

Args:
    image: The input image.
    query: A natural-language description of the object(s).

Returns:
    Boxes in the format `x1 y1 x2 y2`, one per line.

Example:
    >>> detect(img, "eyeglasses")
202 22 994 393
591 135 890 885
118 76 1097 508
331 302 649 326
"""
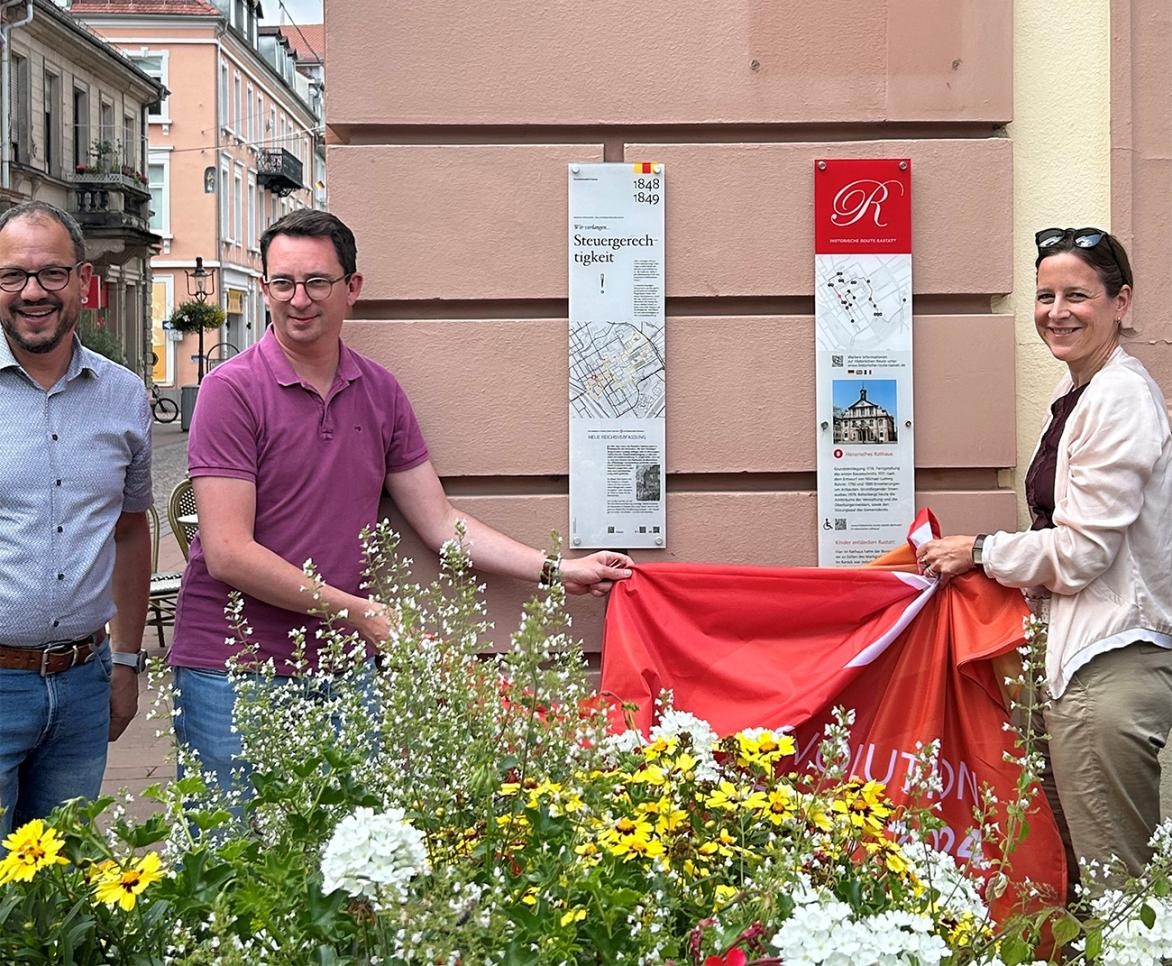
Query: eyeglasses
0 261 85 293
263 274 350 302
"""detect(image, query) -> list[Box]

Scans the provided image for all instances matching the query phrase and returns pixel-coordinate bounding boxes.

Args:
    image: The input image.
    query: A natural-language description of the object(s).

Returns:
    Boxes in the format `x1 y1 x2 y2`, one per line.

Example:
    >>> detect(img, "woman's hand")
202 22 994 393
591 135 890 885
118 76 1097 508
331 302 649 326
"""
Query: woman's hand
916 535 979 584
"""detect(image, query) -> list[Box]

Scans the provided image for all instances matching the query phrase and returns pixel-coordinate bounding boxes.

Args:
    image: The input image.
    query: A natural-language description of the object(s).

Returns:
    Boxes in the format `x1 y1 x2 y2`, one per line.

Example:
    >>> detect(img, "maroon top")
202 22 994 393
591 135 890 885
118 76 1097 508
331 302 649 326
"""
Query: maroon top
171 329 429 672
1025 382 1090 531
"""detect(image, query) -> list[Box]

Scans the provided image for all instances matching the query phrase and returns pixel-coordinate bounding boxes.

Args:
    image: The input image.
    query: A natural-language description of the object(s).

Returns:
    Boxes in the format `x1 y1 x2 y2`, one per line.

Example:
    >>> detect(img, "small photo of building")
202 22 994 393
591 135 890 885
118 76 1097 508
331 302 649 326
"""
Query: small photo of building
832 379 899 444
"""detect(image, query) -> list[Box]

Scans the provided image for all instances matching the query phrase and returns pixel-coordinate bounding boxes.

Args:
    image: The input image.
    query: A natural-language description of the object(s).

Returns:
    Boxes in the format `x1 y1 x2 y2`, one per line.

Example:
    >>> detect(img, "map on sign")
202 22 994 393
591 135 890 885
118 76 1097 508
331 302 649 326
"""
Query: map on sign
569 318 665 420
815 253 911 352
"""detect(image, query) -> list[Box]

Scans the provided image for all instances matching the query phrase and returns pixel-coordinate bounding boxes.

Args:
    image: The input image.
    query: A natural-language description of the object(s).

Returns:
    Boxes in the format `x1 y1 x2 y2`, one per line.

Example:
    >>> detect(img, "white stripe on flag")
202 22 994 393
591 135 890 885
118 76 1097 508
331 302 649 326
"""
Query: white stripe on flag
844 574 938 668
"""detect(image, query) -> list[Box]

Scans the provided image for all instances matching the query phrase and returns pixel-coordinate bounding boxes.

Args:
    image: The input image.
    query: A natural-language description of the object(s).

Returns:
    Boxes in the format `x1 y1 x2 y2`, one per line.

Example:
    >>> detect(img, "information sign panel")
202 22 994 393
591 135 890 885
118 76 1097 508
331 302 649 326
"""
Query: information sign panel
814 159 915 566
568 162 666 549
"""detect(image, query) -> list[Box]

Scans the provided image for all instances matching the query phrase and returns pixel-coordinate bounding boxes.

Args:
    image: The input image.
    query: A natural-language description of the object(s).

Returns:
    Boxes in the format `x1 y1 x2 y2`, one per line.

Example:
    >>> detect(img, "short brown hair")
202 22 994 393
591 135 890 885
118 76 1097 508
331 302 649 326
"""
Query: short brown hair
260 209 357 277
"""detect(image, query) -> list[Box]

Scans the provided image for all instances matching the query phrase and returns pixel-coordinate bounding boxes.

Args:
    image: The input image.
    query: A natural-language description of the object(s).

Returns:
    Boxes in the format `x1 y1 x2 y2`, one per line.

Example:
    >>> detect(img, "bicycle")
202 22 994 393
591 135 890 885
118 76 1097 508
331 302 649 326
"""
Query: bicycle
150 383 179 423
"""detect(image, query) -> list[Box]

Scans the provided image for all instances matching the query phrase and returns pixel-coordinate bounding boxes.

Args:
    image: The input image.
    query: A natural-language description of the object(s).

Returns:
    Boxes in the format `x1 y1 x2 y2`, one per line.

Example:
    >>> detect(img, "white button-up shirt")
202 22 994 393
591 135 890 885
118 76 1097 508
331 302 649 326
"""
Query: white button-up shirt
0 335 152 646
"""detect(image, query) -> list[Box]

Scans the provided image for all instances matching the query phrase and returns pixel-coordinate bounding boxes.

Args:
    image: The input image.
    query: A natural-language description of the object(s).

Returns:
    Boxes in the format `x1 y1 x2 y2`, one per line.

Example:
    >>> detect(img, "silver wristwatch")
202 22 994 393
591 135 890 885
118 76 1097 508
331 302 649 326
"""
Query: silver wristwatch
110 650 147 673
972 534 988 567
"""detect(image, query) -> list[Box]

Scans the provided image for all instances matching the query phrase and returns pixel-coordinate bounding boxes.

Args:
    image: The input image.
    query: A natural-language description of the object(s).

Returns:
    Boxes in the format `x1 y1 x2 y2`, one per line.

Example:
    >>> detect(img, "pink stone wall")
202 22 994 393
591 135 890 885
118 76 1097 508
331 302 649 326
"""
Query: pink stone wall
326 0 1017 656
1112 0 1172 390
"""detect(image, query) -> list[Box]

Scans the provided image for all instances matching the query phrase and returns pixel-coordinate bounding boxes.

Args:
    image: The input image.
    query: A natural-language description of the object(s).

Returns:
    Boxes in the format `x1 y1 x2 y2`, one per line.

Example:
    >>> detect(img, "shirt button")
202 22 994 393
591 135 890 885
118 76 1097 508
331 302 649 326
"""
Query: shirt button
55 479 62 486
57 526 63 533
51 433 58 441
52 620 59 627
57 573 64 580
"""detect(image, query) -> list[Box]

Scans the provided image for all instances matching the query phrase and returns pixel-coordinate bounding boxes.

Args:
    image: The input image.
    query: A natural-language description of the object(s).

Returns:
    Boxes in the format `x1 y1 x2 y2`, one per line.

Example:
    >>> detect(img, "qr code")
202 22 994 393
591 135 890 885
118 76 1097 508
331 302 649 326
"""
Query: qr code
835 518 847 531
832 355 844 368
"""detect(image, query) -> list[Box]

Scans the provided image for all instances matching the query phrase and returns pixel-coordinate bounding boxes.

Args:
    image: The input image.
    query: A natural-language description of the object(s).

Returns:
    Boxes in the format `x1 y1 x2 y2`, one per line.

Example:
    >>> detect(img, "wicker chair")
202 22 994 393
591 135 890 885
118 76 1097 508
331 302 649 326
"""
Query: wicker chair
147 505 183 650
167 478 199 561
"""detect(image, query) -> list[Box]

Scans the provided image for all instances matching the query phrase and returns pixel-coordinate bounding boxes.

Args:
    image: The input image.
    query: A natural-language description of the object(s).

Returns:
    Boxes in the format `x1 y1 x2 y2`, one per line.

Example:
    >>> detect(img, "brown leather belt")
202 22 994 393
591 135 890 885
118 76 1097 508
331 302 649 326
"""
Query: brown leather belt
0 630 106 676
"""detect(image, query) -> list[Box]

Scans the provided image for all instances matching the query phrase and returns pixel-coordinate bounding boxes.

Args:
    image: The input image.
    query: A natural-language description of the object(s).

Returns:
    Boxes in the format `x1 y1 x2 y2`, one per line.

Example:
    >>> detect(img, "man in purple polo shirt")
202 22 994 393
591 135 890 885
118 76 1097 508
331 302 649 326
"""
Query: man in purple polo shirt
171 209 633 790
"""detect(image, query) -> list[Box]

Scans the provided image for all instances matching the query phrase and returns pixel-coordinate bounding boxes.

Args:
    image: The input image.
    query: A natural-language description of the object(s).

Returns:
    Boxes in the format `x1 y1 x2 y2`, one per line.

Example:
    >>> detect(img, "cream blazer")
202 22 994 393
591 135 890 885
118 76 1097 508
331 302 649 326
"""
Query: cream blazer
983 347 1172 698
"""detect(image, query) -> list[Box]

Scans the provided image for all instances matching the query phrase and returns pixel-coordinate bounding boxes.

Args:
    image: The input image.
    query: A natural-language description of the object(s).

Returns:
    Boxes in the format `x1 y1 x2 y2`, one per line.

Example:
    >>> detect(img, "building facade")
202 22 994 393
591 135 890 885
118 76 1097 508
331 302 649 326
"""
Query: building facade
1 0 163 376
835 388 897 445
324 0 1171 656
71 0 322 390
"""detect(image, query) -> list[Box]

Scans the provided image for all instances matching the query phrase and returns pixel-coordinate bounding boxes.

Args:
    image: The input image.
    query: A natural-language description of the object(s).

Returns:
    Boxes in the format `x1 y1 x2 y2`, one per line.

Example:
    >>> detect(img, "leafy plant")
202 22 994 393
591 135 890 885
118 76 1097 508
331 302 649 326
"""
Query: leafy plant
4 528 1172 963
169 299 226 334
77 317 125 365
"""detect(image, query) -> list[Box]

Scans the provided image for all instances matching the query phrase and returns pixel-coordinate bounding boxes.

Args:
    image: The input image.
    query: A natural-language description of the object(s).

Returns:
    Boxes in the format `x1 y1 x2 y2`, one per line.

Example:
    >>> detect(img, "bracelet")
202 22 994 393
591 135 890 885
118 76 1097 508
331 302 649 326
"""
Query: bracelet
539 553 562 588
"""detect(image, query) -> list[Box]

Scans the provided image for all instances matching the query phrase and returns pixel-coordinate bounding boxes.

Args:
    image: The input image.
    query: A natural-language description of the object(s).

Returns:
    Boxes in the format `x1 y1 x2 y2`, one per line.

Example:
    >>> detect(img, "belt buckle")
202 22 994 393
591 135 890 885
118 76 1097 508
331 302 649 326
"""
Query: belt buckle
40 642 83 677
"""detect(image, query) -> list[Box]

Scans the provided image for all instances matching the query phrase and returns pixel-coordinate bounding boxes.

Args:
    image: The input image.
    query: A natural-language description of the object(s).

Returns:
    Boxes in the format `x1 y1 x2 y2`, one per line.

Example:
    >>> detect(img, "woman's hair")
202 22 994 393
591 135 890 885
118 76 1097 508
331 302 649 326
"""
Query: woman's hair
1035 230 1133 298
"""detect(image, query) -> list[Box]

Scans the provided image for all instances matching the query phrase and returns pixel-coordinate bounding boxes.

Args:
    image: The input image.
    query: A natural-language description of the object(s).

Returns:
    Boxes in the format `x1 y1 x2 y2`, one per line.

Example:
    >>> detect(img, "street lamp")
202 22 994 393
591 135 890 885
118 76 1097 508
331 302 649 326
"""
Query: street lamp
184 256 217 383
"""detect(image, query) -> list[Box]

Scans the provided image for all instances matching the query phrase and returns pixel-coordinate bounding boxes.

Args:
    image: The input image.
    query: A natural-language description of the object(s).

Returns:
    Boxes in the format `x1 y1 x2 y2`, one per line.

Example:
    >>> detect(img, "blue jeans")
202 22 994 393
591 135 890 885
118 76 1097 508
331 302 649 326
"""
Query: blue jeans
0 642 112 836
173 663 377 803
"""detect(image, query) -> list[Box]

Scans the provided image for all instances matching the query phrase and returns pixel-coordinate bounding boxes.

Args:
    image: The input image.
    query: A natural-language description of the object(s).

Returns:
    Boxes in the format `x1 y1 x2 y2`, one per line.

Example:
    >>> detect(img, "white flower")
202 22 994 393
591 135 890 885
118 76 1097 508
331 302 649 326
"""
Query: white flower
649 709 722 782
1077 890 1172 965
320 806 429 908
899 840 989 921
771 885 950 965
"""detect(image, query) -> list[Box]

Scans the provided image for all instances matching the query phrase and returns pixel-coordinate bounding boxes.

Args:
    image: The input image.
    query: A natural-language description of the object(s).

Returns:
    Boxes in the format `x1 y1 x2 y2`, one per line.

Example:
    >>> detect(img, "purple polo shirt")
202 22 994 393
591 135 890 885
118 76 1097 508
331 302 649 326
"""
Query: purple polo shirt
171 329 429 672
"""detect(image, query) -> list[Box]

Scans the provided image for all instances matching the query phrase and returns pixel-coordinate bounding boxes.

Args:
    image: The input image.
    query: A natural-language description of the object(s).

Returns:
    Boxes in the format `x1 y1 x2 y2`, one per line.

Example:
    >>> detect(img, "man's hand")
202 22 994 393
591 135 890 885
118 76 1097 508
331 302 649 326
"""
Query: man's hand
108 666 140 740
560 551 635 597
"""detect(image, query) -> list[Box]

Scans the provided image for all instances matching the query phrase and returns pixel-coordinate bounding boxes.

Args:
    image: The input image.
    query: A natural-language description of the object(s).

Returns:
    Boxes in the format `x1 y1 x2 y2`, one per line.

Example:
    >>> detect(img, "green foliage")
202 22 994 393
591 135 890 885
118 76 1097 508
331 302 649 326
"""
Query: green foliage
76 317 125 366
169 299 226 334
4 539 1172 963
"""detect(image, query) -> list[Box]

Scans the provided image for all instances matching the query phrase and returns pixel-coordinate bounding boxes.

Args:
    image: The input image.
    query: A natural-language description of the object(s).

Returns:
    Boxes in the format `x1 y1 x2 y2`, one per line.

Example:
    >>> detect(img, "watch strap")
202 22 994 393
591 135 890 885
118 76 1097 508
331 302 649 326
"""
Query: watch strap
972 534 988 567
110 649 147 673
539 553 562 588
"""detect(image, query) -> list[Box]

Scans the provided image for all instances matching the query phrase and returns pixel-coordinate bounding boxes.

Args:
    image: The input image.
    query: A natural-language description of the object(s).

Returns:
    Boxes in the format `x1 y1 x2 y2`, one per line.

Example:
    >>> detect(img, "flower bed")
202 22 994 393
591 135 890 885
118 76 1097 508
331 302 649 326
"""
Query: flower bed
3 523 1172 964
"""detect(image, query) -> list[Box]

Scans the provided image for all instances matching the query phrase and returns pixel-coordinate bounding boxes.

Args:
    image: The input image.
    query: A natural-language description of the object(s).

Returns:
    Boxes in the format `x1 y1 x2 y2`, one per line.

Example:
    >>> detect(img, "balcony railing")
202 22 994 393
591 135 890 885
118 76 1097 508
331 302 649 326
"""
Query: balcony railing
257 149 304 197
71 171 154 237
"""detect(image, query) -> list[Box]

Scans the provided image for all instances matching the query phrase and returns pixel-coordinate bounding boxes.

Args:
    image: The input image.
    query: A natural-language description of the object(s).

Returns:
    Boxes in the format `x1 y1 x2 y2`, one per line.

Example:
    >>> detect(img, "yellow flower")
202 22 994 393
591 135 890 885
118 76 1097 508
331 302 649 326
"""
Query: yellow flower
638 797 688 834
598 815 664 860
752 786 797 825
705 780 750 812
864 836 914 877
734 730 795 769
520 886 539 907
642 735 678 761
948 912 993 947
559 906 587 926
91 852 164 911
86 858 117 881
805 802 834 832
831 779 894 833
667 752 698 777
631 763 667 787
525 779 565 809
499 782 521 796
713 883 738 910
0 819 70 884
559 791 585 814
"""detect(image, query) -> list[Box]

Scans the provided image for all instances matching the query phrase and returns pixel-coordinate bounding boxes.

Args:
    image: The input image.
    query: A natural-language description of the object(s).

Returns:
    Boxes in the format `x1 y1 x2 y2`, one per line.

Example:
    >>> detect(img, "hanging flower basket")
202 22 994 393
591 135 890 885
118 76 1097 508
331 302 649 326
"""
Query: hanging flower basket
169 299 225 334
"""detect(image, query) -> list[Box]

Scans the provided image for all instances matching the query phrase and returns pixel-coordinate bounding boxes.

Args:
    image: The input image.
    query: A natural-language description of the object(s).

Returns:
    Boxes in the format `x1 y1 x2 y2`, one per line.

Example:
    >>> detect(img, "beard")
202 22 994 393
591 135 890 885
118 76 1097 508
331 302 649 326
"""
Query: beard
0 298 76 355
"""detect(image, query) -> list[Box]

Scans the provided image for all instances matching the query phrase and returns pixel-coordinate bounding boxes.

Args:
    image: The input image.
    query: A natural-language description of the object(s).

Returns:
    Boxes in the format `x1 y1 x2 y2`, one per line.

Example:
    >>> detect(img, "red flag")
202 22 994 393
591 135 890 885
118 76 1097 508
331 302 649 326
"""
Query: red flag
601 511 1066 915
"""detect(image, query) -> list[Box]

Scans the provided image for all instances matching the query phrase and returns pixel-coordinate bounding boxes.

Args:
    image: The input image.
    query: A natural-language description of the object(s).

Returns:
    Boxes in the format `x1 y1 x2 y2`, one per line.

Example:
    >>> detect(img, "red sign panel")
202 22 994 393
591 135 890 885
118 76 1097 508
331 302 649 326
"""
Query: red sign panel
81 274 103 309
814 158 912 254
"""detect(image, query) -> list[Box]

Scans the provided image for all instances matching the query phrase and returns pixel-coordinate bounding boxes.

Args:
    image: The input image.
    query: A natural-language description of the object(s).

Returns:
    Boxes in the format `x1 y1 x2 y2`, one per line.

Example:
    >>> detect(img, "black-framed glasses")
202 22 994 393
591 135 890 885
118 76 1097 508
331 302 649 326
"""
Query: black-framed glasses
263 274 350 302
0 261 85 293
1035 227 1109 252
1035 226 1126 282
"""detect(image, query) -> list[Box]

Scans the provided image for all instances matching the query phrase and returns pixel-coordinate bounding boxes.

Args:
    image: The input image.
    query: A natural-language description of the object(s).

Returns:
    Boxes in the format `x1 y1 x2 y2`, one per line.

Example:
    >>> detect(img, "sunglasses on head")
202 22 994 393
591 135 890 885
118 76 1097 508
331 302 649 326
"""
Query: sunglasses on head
1035 227 1109 252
